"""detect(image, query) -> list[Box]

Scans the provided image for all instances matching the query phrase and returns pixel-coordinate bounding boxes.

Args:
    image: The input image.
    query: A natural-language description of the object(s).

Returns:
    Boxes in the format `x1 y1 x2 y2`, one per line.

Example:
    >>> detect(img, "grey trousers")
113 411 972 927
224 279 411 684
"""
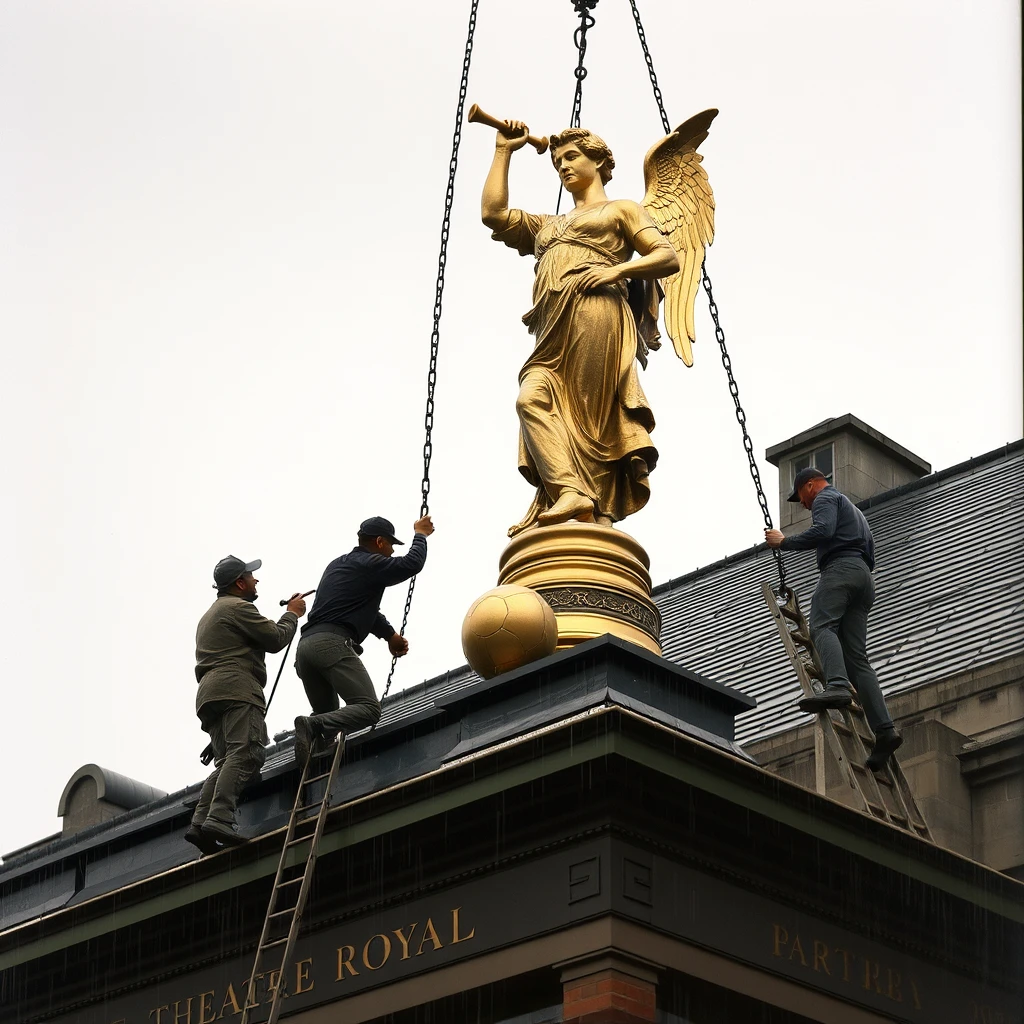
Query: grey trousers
295 632 382 739
192 701 268 827
809 556 893 734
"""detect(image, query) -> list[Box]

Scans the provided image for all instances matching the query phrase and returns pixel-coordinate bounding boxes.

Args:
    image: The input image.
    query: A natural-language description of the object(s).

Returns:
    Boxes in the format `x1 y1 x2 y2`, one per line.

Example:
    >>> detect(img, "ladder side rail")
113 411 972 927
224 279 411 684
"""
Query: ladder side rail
263 741 346 1024
888 756 933 840
239 752 320 1024
761 583 865 800
835 705 899 820
763 582 934 842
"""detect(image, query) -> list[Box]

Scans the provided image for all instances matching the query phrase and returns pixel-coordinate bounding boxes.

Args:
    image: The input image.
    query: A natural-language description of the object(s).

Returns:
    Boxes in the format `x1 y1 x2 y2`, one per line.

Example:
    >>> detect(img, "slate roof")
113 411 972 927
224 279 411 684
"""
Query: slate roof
374 438 1024 747
1 440 1020 929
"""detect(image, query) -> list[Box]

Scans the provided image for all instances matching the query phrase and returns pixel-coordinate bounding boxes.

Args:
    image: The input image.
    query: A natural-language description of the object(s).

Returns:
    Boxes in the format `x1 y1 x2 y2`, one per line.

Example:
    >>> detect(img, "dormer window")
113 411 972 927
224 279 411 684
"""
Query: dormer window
792 444 834 487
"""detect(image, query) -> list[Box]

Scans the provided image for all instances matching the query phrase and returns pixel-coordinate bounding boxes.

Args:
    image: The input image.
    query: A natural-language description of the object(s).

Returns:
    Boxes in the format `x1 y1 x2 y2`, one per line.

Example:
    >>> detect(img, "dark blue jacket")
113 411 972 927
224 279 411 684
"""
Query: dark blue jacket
780 486 875 570
302 535 428 644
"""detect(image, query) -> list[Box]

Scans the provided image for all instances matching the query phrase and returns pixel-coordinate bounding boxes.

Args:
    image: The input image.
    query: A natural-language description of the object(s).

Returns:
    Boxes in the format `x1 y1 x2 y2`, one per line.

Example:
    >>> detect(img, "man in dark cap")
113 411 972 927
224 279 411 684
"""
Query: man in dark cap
293 515 434 765
765 468 902 771
186 557 307 852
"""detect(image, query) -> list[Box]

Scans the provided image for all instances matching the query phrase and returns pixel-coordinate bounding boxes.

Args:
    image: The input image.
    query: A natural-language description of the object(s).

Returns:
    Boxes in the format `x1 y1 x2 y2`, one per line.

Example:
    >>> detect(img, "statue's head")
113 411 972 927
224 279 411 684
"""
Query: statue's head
549 128 615 184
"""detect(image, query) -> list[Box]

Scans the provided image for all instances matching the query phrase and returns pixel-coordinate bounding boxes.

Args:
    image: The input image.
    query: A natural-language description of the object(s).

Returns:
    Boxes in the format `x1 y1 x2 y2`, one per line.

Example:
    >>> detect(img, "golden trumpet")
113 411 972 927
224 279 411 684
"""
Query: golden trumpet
468 104 549 154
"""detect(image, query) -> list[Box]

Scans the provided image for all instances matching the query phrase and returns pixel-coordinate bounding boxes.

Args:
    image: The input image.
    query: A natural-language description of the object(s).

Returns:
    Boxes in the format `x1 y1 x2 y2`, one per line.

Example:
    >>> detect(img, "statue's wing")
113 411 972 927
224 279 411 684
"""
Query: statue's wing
641 109 717 367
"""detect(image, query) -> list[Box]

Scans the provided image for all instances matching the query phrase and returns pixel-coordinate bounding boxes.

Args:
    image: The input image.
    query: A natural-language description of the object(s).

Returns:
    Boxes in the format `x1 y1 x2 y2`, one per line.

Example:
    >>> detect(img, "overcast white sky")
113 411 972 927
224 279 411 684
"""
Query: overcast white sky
1 1 1020 857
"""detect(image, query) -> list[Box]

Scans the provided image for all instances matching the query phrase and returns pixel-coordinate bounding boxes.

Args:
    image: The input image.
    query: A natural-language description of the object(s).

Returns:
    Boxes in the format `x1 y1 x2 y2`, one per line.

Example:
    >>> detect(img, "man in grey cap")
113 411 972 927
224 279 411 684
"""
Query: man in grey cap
186 556 307 852
765 468 902 771
293 514 434 765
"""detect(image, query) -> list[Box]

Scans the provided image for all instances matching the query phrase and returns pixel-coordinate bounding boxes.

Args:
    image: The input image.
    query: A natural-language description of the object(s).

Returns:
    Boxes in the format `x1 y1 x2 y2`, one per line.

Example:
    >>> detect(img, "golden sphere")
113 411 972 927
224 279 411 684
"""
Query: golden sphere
461 584 558 679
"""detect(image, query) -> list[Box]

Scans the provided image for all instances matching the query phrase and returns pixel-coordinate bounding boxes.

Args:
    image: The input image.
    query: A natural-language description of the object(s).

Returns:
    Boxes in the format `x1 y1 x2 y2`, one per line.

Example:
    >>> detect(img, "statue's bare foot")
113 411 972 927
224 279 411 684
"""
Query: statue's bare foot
538 490 595 526
595 514 613 527
507 520 540 538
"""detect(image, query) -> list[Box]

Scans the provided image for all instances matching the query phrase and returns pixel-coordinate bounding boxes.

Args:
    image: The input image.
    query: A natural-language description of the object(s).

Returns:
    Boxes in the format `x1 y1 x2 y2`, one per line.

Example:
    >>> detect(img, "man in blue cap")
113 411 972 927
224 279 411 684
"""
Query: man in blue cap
293 514 434 765
765 468 902 771
187 556 307 852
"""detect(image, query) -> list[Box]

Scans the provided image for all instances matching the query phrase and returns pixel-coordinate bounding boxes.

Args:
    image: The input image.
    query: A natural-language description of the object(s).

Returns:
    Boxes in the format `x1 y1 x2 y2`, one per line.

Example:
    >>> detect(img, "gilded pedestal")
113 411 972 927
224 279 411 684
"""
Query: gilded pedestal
497 522 661 655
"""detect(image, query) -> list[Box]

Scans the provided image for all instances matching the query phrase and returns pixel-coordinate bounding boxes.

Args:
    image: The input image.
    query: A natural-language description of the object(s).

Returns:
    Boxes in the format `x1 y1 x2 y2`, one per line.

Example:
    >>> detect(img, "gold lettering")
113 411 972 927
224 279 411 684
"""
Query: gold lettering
909 976 921 1011
197 991 216 1024
268 969 288 997
416 917 443 956
393 923 418 960
295 958 314 995
771 924 788 957
173 998 193 1024
363 933 392 971
886 968 902 1003
451 906 475 944
834 946 854 983
336 945 359 980
788 933 807 967
150 1009 170 1024
218 983 242 1018
863 958 882 995
812 940 830 975
242 976 262 1010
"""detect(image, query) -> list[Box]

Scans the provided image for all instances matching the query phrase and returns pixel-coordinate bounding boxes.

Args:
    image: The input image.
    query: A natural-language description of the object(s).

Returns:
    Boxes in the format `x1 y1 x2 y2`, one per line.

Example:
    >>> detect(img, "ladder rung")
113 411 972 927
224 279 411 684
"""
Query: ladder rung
269 908 296 920
286 836 312 848
303 771 332 785
295 802 325 817
789 630 812 646
275 876 303 890
259 937 290 951
778 604 802 622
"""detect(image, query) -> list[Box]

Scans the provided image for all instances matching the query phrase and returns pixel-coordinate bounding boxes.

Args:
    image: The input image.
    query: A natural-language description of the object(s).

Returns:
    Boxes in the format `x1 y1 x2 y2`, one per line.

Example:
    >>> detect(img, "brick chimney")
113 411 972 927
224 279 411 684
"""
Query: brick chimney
765 414 931 531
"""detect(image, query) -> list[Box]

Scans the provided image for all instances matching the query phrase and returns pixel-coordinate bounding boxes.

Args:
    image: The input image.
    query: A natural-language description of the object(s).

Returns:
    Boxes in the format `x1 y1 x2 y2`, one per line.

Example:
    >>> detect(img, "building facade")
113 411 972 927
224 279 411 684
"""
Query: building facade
2 418 1021 1023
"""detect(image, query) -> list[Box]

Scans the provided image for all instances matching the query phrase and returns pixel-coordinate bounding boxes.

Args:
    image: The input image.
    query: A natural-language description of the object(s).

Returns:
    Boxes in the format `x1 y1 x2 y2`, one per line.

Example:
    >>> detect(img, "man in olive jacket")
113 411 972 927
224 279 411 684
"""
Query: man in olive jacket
186 556 307 853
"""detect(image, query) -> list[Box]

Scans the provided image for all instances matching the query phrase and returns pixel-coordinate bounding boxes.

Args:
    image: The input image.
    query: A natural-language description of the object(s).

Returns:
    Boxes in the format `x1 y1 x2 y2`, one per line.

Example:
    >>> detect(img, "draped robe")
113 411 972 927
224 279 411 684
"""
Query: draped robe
492 200 663 535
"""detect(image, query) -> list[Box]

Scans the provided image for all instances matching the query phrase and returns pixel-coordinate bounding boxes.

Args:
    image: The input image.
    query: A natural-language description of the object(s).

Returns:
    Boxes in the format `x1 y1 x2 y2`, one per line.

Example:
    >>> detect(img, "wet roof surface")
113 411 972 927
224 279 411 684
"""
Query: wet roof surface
658 441 1023 743
2 442 1020 926
381 440 1024 746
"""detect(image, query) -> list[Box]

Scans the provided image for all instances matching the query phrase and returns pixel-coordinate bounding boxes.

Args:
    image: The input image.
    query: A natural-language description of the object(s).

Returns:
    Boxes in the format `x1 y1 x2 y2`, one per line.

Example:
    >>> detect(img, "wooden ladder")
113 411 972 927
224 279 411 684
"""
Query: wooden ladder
239 739 345 1024
761 581 932 842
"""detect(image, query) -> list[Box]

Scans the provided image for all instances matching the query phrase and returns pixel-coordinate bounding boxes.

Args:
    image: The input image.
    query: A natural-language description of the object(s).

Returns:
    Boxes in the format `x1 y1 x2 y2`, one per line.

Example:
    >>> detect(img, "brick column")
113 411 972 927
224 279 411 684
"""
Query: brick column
559 953 658 1024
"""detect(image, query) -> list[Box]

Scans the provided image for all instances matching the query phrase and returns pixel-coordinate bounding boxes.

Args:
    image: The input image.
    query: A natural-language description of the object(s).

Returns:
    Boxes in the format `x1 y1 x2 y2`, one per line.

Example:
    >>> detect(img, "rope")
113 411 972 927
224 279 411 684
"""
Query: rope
556 0 600 214
628 0 787 592
380 0 481 705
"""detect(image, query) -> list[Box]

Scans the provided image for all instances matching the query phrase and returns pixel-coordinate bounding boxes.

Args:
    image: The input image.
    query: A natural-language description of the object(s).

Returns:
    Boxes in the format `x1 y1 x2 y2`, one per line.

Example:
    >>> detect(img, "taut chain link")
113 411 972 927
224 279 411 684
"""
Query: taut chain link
629 0 787 592
701 267 787 590
628 0 670 135
556 0 599 214
381 0 480 705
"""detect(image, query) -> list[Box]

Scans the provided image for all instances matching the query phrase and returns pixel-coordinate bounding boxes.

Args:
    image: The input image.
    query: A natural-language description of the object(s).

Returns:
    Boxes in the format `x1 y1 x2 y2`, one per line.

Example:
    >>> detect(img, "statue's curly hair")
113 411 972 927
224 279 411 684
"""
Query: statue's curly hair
549 127 615 184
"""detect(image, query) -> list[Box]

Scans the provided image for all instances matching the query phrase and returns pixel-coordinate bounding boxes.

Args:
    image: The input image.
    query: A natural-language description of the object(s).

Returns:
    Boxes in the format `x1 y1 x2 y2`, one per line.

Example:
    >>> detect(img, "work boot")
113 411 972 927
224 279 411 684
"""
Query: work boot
184 823 220 855
201 819 249 847
797 684 853 713
866 727 903 771
294 716 320 767
313 731 346 759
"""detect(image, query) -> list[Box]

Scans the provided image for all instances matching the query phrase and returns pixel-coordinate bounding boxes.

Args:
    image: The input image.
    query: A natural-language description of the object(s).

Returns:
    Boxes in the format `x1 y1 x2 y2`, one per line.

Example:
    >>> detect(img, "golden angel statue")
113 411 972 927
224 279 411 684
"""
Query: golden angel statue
480 109 718 537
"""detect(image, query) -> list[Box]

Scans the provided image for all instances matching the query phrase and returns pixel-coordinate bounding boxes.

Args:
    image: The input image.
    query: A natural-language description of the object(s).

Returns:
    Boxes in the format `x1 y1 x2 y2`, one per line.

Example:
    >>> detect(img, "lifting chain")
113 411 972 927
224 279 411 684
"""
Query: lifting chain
381 0 480 705
556 0 600 214
628 0 787 592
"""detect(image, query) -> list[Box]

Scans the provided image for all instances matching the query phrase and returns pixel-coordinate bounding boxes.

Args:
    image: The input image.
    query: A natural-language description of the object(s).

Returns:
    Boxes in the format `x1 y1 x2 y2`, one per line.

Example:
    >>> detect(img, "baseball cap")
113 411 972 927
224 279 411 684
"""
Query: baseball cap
787 467 827 502
213 555 262 589
358 516 404 545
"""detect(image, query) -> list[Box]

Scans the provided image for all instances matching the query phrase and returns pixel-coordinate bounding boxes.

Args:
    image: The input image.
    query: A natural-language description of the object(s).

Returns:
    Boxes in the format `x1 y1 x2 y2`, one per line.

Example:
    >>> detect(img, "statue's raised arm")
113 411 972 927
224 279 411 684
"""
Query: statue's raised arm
641 109 718 367
479 119 690 538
